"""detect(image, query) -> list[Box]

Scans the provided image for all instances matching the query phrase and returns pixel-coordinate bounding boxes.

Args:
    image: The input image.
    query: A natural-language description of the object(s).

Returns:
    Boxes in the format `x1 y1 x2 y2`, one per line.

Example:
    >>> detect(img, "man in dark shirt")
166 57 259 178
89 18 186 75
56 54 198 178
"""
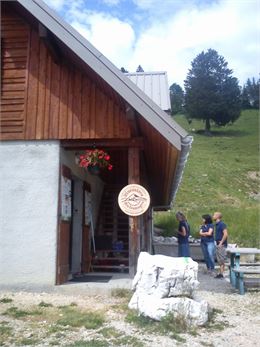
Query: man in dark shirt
213 212 228 278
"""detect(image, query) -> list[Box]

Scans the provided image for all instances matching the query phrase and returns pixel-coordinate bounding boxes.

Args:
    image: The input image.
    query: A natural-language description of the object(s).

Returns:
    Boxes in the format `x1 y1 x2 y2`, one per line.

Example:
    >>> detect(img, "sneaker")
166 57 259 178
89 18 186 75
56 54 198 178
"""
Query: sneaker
215 273 224 279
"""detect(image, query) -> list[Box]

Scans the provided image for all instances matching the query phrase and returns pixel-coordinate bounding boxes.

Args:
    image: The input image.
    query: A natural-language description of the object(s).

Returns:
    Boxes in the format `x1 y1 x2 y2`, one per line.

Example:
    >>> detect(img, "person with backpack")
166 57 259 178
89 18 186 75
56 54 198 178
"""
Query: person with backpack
176 211 190 257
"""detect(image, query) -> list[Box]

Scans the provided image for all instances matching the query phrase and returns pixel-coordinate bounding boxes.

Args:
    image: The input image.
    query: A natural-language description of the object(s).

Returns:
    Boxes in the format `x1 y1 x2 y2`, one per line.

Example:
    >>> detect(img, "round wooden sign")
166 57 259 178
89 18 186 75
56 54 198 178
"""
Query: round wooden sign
118 184 150 216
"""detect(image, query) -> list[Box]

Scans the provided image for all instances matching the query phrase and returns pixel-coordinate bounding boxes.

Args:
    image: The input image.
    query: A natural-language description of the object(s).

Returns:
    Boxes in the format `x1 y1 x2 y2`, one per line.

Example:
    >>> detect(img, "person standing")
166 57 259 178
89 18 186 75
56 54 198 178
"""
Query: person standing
213 212 228 279
199 214 215 274
176 212 190 257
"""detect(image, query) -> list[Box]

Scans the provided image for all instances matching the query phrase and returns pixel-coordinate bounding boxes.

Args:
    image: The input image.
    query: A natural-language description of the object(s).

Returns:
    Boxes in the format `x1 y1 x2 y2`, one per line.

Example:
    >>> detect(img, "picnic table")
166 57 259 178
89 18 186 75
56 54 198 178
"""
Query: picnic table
227 247 260 294
233 267 260 295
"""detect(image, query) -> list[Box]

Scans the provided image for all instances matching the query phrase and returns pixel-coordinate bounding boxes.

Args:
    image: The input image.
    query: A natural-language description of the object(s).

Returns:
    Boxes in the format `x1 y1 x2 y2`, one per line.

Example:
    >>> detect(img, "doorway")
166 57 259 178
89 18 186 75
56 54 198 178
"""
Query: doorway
70 178 83 274
57 167 91 284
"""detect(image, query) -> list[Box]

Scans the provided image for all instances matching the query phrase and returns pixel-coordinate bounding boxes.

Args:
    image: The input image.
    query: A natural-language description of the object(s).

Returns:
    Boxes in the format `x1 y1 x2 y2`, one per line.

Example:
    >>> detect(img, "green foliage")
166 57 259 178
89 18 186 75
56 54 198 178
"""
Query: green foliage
241 77 259 109
156 110 260 247
3 306 42 319
112 335 144 346
99 327 121 339
154 212 179 237
65 341 109 347
19 337 40 345
57 307 105 329
38 301 53 308
125 309 153 328
184 49 241 132
80 327 145 347
125 310 188 341
47 324 67 335
170 82 184 115
57 303 77 309
111 288 132 299
200 342 214 347
0 297 13 304
206 308 228 331
0 322 12 344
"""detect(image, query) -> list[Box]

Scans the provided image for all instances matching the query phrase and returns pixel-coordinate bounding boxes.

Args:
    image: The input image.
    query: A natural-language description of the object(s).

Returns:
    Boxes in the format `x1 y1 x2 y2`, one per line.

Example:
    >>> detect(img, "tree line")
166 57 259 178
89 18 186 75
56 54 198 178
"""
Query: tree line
170 49 259 132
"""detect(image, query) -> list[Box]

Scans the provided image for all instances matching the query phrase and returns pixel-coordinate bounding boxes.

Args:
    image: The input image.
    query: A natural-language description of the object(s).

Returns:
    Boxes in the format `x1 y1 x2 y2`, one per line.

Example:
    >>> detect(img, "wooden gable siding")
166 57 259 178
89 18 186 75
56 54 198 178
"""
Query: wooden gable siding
1 10 29 139
138 116 179 205
1 7 131 141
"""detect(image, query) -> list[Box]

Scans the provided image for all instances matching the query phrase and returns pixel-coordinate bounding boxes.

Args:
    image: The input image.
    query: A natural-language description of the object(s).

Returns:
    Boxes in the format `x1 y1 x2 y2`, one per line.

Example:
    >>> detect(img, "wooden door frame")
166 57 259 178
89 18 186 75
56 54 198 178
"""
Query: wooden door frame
81 182 92 273
56 165 72 285
128 147 140 277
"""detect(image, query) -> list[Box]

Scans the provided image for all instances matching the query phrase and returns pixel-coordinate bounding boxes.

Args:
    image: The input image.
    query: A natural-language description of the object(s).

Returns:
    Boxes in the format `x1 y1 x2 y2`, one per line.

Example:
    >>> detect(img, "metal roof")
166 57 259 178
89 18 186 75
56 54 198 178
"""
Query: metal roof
125 71 171 112
17 0 188 151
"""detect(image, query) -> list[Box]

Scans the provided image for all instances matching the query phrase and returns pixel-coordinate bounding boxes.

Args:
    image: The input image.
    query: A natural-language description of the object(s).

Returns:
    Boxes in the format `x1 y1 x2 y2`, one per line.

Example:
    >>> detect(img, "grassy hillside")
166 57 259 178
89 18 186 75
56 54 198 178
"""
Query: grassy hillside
155 110 260 247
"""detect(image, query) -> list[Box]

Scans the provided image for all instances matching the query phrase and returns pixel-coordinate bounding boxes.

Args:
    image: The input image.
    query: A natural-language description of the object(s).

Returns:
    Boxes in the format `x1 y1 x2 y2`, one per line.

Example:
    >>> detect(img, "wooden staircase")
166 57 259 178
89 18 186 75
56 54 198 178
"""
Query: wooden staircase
92 184 129 272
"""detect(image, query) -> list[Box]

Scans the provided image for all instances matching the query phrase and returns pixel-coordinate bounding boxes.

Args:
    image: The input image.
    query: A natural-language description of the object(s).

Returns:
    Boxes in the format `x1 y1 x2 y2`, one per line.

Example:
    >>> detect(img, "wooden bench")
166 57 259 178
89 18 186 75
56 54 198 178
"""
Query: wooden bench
228 262 260 269
227 248 260 287
233 267 260 295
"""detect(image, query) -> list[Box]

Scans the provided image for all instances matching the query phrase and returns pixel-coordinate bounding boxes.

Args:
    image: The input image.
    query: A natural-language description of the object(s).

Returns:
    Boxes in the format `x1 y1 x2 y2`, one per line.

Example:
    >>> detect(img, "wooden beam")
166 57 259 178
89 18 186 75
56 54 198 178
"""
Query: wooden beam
126 105 139 137
128 147 140 277
61 137 144 150
128 147 140 184
39 23 61 64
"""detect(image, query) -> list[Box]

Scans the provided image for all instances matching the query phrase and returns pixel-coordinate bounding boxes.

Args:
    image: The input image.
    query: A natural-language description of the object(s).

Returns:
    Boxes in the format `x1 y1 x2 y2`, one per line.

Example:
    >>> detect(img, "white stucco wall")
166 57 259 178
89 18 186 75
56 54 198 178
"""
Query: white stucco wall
0 141 60 290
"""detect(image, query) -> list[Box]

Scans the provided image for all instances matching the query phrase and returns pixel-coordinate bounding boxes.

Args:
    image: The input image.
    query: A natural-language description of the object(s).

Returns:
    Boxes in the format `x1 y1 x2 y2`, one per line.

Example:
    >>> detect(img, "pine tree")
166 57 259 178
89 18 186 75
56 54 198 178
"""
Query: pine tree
184 49 241 133
242 78 259 109
136 65 144 72
169 83 184 115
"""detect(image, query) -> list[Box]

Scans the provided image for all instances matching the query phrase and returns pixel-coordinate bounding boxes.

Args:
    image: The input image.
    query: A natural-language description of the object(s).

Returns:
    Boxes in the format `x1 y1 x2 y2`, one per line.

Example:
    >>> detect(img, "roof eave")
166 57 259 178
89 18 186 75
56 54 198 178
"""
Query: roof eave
17 0 187 150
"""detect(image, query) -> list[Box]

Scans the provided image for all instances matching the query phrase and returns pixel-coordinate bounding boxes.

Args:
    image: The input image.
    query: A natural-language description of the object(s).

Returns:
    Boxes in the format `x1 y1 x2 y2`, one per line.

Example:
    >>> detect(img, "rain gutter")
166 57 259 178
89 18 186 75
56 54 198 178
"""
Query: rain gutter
153 134 193 212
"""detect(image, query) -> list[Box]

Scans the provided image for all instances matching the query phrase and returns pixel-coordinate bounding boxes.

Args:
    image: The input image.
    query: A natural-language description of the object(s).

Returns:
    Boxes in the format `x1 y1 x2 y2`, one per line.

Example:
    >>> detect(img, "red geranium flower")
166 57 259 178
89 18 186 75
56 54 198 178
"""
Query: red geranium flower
77 149 113 171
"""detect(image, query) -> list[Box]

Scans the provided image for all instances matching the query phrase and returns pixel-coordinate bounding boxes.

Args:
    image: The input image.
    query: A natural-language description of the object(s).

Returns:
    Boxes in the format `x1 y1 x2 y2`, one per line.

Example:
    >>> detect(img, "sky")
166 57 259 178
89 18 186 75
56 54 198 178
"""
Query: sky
43 0 260 88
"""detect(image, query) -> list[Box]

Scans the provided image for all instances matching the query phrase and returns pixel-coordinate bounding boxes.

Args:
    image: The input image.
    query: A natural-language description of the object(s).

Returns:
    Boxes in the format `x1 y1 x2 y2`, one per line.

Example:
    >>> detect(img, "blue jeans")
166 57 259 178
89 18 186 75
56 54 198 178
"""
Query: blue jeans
201 242 215 270
178 243 190 257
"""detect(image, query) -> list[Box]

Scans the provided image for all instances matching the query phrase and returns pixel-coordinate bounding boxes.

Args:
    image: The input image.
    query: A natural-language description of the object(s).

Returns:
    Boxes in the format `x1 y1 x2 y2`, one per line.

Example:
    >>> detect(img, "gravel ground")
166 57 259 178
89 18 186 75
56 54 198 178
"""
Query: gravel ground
0 265 260 347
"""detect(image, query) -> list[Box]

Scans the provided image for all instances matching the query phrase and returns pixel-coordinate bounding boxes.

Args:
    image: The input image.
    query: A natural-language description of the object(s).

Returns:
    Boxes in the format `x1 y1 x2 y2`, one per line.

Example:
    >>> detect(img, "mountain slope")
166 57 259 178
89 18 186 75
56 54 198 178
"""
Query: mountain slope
155 110 260 247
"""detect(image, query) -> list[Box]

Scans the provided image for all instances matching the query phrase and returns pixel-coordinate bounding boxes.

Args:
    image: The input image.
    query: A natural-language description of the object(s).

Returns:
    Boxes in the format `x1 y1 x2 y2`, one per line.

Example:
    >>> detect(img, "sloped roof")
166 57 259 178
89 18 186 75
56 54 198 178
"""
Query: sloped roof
125 71 171 112
17 0 187 151
14 0 192 207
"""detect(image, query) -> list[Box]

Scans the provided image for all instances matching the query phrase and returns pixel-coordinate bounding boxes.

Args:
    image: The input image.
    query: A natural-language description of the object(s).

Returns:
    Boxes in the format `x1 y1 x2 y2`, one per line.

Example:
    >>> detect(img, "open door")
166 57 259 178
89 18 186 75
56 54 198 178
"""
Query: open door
71 178 83 274
56 165 72 284
81 183 91 272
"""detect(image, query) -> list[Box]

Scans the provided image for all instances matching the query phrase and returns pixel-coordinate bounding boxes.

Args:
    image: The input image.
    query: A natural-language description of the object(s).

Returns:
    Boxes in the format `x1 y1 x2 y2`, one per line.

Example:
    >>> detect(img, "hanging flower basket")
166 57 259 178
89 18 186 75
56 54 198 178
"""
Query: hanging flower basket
87 165 101 175
77 149 113 174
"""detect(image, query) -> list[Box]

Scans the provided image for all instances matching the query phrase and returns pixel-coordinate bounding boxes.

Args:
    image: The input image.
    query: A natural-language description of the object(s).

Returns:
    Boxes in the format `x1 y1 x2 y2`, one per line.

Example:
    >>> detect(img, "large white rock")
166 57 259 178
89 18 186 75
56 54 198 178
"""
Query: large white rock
132 252 199 298
129 252 209 326
129 294 209 326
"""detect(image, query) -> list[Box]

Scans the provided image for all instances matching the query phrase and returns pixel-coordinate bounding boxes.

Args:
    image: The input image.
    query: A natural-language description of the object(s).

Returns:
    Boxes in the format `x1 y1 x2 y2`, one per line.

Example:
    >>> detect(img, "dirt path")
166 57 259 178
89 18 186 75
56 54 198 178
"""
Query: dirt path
0 266 259 347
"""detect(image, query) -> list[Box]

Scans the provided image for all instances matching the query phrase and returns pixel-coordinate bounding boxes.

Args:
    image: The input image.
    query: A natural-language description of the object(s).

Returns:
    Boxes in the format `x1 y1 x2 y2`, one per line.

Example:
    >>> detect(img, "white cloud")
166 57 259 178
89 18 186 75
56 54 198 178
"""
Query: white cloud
128 0 260 87
101 0 122 5
43 0 259 87
68 10 135 69
43 0 66 11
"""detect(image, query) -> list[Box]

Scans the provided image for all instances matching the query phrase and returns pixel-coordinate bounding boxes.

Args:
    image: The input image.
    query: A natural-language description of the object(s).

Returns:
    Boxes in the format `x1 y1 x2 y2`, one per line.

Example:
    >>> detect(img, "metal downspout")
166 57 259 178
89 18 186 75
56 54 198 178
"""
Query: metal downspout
170 135 193 207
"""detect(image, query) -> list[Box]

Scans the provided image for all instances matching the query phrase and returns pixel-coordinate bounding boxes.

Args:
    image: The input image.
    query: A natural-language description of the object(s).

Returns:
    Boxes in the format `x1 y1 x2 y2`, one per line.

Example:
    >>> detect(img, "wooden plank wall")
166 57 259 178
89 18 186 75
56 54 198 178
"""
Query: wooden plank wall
1 7 130 141
1 10 29 139
138 116 178 205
